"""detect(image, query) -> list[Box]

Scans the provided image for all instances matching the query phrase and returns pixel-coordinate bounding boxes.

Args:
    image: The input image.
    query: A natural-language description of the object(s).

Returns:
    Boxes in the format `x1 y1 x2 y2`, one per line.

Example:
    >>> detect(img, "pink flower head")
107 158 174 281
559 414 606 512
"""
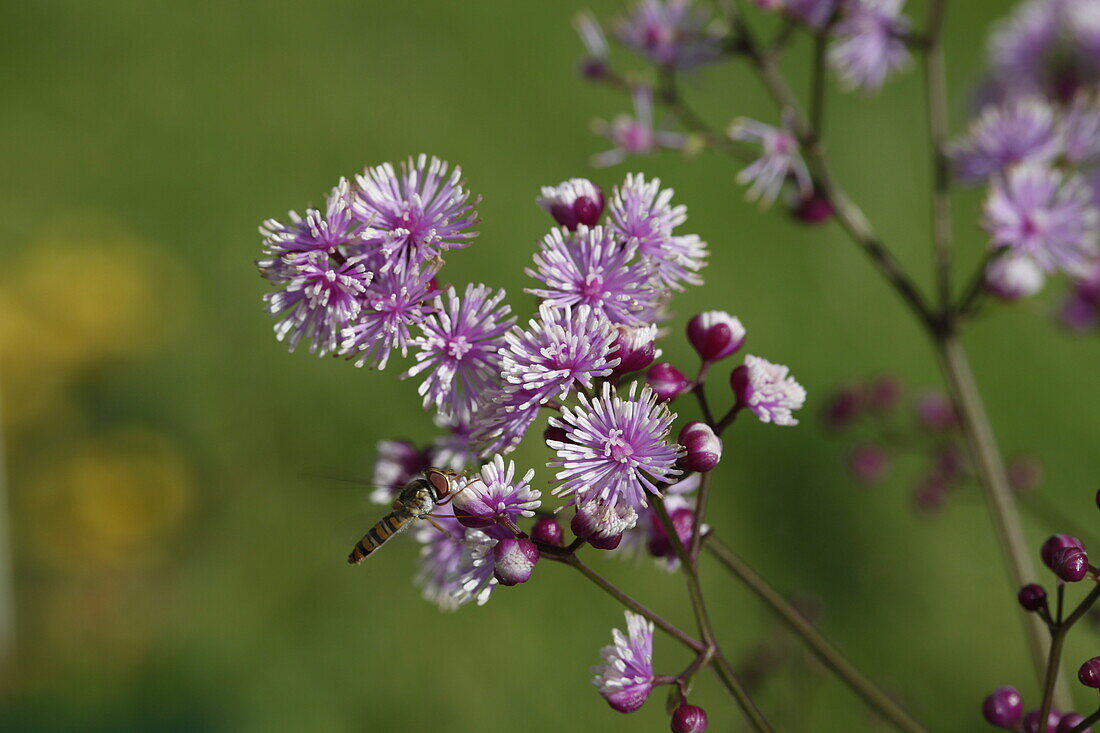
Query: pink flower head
592 86 685 168
732 354 807 426
729 114 812 206
592 611 655 713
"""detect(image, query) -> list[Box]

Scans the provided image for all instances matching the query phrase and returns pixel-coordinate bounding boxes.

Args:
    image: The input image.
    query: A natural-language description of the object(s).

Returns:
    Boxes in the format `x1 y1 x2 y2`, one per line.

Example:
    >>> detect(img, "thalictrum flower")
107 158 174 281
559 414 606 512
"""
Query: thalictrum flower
591 611 655 713
949 98 1061 183
607 174 709 289
451 454 541 538
527 225 659 325
352 154 479 273
340 265 438 369
732 354 807 426
260 178 359 256
537 178 605 231
728 114 812 206
548 382 683 510
499 303 619 410
414 507 470 611
575 10 611 78
753 0 839 29
1063 92 1100 165
592 86 685 168
451 529 500 607
469 385 544 457
404 284 515 421
984 253 1046 300
829 0 912 92
982 164 1099 273
613 0 722 69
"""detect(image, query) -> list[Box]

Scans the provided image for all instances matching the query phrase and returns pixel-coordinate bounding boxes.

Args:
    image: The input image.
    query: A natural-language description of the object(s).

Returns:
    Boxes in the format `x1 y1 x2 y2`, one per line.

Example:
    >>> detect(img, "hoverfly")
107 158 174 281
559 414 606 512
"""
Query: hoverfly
347 467 468 564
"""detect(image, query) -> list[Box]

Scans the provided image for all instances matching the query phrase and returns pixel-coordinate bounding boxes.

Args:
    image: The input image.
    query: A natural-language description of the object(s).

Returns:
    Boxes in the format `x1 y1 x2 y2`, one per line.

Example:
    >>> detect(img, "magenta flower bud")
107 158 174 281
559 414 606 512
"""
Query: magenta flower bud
537 179 605 231
1079 658 1100 688
1024 709 1062 733
677 422 722 472
610 324 659 375
580 58 609 80
1058 714 1090 733
648 507 695 559
492 538 539 586
1042 535 1084 570
730 364 751 405
790 191 833 225
571 498 637 550
983 686 1023 728
531 516 564 547
848 444 889 483
686 311 746 362
648 362 690 402
1054 546 1089 582
670 703 709 732
1018 584 1048 612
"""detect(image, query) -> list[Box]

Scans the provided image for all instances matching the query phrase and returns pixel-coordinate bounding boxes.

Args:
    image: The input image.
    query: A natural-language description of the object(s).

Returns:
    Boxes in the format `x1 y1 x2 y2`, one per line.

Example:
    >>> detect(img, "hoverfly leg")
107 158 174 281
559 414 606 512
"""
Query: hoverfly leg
436 476 483 506
424 515 463 542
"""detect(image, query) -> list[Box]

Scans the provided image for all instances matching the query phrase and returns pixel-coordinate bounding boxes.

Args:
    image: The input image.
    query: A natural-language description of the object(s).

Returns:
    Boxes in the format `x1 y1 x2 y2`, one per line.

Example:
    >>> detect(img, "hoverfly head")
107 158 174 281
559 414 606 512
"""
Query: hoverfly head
423 467 457 502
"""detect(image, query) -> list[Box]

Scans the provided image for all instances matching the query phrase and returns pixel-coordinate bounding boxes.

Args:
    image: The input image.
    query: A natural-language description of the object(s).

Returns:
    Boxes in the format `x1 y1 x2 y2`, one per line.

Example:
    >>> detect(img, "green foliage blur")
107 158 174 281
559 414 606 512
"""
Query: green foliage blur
1 1 1098 730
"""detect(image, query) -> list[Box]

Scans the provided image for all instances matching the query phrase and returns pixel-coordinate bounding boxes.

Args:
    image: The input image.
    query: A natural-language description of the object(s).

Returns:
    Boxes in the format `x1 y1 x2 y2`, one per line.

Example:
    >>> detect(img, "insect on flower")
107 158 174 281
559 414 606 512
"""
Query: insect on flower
347 467 472 563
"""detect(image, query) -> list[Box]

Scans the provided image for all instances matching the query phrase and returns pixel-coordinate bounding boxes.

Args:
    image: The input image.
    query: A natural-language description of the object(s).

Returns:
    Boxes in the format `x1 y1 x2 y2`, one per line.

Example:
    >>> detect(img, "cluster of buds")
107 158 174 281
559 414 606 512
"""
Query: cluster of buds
982 685 1092 731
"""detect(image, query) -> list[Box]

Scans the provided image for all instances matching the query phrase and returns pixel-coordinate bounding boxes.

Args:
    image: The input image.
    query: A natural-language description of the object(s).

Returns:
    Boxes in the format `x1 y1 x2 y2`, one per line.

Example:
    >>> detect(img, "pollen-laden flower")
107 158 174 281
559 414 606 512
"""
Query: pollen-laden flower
527 225 659 326
613 0 722 69
370 439 431 504
1063 92 1100 166
404 284 515 422
351 155 479 274
607 174 709 290
340 265 438 369
949 98 1061 183
451 454 541 538
499 304 619 410
261 251 372 356
591 611 655 713
537 178 605 231
734 354 807 426
260 178 359 256
592 86 685 168
982 164 1099 273
728 114 812 207
472 393 543 459
829 0 911 92
548 382 683 510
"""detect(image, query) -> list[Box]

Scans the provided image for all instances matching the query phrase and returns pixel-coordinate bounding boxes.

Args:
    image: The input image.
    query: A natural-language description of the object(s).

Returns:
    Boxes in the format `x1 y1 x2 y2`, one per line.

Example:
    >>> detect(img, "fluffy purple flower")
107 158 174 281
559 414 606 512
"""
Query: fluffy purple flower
451 454 541 538
728 115 812 206
414 508 473 611
370 439 430 504
592 86 685 168
340 265 438 369
352 155 479 273
548 382 683 510
499 304 619 409
427 414 478 472
949 98 1061 183
404 284 515 421
261 251 372 356
753 0 839 29
1063 92 1100 165
732 354 807 426
538 178 605 231
592 611 655 713
607 174 709 290
451 529 500 607
469 385 544 457
614 0 722 69
526 225 659 326
982 164 1099 273
260 178 359 256
985 254 1046 300
829 0 911 92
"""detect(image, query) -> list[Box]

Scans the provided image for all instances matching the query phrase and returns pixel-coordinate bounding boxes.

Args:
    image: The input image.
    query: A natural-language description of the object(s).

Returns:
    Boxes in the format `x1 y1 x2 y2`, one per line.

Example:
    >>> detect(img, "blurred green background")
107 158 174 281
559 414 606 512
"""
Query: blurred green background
1 1 1098 730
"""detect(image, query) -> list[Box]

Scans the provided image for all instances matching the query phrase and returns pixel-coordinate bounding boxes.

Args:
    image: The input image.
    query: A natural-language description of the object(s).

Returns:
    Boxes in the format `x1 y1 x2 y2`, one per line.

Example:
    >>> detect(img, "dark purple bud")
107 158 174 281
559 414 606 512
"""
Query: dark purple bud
1017 584 1048 612
670 703 709 733
982 686 1023 728
537 179 604 231
580 57 608 80
531 516 564 547
677 422 722 473
848 444 889 483
648 363 690 402
544 425 570 444
1054 546 1089 582
492 538 539 586
916 391 958 431
822 386 863 430
1024 708 1062 733
730 364 751 405
610 324 659 375
790 191 833 225
1042 535 1084 570
1007 455 1043 493
571 498 636 550
686 311 746 362
647 508 695 559
867 375 903 411
1079 658 1100 688
1058 713 1090 733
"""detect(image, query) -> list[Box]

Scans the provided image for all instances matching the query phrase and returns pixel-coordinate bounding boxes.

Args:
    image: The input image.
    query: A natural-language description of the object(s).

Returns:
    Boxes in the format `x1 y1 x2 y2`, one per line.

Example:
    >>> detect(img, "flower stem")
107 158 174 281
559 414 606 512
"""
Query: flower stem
1068 706 1100 733
705 533 928 733
922 0 952 310
1037 584 1100 731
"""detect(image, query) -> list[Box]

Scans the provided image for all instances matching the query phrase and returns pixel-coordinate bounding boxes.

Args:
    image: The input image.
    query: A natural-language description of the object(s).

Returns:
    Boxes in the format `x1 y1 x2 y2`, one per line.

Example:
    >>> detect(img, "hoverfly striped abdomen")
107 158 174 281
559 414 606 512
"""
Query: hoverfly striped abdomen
346 468 460 564
347 509 415 564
